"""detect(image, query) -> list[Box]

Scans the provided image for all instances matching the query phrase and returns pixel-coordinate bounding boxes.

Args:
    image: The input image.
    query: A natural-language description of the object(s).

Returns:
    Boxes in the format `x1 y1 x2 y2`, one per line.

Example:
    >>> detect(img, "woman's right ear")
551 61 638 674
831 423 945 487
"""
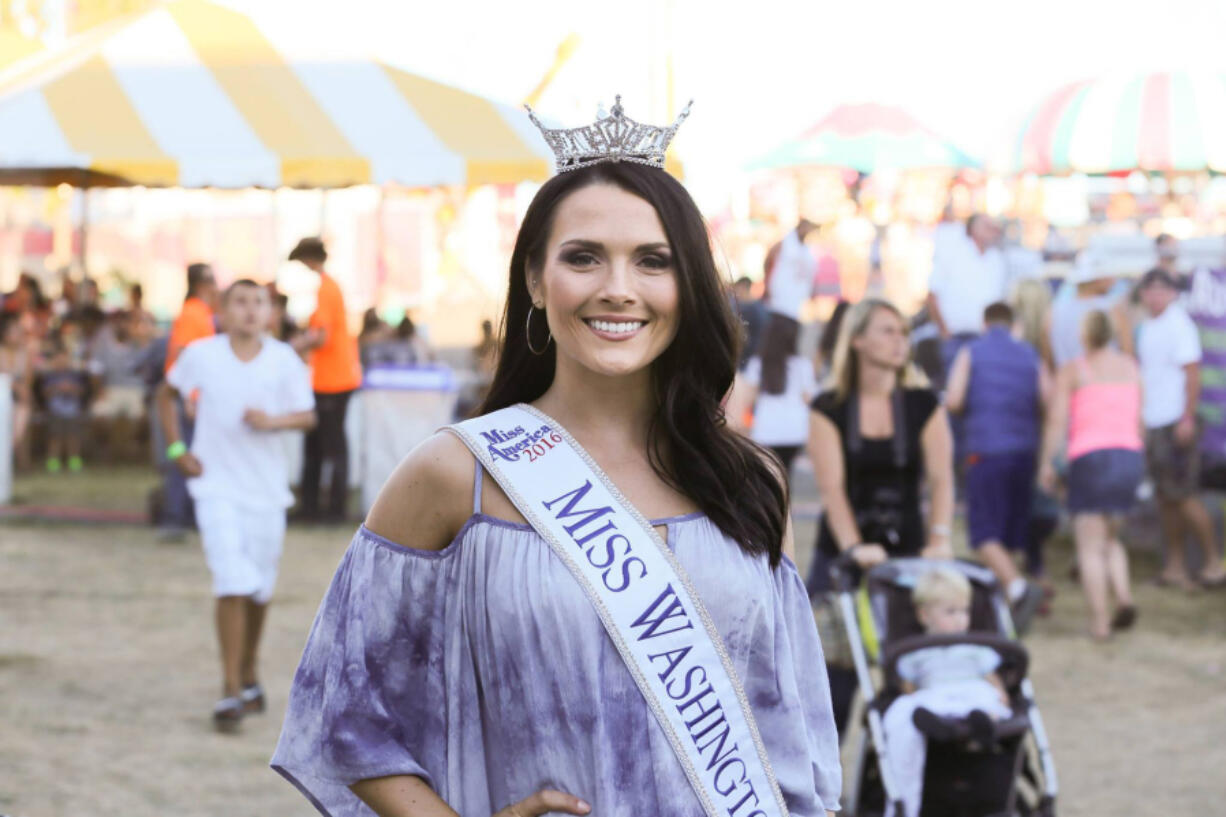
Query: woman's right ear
525 271 543 308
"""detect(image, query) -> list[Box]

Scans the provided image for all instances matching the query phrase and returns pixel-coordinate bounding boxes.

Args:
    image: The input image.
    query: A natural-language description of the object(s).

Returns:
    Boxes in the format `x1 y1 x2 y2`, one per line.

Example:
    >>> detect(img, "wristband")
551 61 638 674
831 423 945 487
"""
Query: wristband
930 524 952 538
166 440 188 461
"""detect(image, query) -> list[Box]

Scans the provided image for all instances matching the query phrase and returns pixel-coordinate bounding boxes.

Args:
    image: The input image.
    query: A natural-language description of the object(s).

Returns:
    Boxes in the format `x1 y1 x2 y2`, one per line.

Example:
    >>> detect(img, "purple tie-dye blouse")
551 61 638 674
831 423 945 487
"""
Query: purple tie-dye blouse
271 479 842 816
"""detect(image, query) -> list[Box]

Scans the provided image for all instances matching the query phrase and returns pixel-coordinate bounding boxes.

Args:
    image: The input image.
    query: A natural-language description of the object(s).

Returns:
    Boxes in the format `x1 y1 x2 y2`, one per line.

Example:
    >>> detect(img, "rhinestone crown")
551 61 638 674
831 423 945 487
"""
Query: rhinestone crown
526 95 692 173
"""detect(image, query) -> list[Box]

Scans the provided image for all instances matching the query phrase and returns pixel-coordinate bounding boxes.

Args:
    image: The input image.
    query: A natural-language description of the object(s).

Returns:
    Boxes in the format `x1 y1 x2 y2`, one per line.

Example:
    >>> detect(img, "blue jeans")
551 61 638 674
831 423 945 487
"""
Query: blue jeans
155 395 195 530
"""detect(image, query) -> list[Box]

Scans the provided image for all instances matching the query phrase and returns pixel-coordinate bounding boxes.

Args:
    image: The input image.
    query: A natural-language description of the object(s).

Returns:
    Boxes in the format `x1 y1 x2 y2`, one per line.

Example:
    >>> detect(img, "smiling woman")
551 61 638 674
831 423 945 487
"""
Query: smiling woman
271 157 842 817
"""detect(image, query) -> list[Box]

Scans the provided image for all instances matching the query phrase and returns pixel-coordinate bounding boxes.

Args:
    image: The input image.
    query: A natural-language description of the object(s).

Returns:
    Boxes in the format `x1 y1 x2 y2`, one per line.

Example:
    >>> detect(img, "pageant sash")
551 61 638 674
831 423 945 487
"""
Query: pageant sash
447 404 789 817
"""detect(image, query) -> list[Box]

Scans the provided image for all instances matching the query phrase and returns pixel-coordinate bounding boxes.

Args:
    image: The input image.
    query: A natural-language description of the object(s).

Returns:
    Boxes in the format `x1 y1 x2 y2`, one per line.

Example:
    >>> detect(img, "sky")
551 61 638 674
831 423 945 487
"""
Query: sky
234 0 1226 205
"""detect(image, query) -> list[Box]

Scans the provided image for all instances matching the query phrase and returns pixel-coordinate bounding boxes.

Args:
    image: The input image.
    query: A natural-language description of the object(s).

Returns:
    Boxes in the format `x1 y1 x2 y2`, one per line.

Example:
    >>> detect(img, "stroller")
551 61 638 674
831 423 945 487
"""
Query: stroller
829 555 1058 817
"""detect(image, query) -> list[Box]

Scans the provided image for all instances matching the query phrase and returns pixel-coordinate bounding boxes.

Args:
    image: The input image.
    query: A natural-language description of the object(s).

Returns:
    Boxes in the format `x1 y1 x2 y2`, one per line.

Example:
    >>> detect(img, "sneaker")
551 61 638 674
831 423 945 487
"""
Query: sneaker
212 696 244 734
67 456 83 473
45 457 62 473
239 682 266 714
1011 581 1045 636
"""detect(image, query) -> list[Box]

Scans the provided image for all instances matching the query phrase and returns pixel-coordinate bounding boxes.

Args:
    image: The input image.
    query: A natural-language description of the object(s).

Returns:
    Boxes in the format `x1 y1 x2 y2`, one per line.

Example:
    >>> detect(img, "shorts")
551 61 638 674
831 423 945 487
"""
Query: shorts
46 414 87 438
1068 448 1144 514
1145 423 1200 501
965 450 1036 551
195 498 286 603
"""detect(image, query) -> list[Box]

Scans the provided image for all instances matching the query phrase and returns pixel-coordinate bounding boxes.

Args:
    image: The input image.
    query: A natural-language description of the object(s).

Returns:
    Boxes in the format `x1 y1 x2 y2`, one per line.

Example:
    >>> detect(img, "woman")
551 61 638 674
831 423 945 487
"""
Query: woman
806 298 955 734
272 158 841 815
731 312 819 479
1010 277 1054 375
1039 310 1143 641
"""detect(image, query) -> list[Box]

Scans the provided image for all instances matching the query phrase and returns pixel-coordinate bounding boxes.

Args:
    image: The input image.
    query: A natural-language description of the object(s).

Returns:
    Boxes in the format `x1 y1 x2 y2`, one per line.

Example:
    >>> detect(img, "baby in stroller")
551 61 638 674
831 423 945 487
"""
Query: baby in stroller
883 566 1012 817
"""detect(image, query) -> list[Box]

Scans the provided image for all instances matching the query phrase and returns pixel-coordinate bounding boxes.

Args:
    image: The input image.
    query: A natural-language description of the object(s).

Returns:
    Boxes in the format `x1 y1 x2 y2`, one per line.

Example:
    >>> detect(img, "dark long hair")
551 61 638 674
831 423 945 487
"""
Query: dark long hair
479 163 787 566
759 312 799 395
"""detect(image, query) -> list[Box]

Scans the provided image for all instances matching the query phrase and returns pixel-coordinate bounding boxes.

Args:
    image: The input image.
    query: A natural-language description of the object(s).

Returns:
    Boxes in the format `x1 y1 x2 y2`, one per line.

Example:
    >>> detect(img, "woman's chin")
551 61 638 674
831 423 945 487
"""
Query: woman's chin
575 351 654 379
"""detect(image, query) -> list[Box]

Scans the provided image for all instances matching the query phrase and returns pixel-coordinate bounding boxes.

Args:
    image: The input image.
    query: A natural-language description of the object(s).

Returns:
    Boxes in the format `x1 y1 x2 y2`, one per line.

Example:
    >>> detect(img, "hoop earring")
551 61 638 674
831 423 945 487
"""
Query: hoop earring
526 304 552 355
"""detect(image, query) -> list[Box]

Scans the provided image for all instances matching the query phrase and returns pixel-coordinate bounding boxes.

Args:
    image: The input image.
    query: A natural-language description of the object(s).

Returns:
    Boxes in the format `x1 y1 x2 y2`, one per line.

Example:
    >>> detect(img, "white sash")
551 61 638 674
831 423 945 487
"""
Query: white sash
447 404 789 817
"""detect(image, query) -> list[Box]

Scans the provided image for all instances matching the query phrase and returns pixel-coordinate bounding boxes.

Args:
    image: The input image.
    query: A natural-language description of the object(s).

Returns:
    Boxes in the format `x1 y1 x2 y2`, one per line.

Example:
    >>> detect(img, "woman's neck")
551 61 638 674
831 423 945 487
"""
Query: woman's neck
534 358 656 450
857 361 897 397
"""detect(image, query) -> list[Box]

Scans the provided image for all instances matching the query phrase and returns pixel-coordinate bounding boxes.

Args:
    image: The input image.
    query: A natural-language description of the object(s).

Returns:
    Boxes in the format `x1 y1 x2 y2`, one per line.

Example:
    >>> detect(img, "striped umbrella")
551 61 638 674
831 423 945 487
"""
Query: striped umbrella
752 103 978 173
0 0 551 188
1011 71 1226 175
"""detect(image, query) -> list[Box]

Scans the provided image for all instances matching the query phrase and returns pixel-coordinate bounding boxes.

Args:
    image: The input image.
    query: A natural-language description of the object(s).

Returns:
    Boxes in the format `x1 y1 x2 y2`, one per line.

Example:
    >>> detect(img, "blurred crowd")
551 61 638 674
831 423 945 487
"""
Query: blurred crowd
0 245 455 480
731 214 1226 664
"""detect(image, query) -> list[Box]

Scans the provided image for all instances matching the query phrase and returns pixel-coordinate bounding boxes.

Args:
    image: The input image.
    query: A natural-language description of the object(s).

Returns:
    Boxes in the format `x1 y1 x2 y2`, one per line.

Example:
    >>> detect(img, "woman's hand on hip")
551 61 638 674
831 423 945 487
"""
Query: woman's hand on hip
495 790 591 817
921 540 953 560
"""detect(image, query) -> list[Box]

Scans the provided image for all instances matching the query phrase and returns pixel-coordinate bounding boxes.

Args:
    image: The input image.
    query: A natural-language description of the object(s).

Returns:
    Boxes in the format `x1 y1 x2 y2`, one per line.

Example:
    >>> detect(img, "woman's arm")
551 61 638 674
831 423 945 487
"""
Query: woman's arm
942 347 972 414
351 777 590 817
920 407 954 558
1038 363 1073 493
807 411 887 568
364 431 480 552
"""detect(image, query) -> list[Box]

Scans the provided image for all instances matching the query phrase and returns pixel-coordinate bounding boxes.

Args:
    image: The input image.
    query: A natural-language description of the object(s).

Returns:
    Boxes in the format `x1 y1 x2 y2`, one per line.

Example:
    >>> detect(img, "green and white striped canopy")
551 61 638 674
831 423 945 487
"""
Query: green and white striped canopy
1011 71 1226 175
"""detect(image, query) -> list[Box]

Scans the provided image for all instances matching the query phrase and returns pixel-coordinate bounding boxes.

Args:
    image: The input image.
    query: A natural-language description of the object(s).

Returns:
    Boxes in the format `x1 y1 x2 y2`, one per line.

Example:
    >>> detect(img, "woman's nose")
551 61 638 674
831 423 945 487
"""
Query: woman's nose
599 260 635 303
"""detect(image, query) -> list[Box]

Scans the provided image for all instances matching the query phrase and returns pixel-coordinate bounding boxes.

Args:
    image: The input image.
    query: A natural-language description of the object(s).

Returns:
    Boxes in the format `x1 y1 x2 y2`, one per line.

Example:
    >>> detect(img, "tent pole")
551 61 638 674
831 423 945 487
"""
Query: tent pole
78 184 89 278
376 185 388 304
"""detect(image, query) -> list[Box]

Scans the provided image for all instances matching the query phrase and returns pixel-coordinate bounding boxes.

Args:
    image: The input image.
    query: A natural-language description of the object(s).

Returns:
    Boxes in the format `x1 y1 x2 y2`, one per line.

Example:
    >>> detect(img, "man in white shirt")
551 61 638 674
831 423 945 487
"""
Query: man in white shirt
1137 268 1226 589
156 280 317 731
926 214 1007 387
764 219 819 321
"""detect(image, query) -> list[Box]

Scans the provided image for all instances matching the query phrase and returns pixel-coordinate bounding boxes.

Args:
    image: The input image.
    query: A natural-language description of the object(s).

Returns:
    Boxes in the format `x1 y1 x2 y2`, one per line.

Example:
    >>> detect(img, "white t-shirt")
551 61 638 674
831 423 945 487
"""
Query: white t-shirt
1138 302 1202 429
168 335 315 510
766 231 816 320
743 355 819 446
928 236 1007 335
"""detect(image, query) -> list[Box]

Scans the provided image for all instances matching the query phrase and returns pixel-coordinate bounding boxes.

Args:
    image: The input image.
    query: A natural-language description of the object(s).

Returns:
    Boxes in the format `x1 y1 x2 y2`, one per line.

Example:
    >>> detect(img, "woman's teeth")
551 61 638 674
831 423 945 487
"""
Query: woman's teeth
588 320 644 335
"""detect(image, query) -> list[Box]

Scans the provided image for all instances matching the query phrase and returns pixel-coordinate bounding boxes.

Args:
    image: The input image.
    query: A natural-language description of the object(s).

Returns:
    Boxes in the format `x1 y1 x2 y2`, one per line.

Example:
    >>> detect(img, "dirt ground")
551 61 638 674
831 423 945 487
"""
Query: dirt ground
2 468 1226 816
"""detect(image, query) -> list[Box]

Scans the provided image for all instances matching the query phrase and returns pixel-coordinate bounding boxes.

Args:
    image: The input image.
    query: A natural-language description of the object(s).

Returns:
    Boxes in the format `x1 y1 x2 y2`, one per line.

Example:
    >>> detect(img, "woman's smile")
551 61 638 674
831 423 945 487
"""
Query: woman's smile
583 316 648 341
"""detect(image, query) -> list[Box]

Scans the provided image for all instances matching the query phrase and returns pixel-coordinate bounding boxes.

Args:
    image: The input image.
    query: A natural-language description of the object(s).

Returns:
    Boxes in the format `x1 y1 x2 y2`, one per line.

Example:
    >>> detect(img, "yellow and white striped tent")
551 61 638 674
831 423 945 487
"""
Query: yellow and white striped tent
0 0 552 188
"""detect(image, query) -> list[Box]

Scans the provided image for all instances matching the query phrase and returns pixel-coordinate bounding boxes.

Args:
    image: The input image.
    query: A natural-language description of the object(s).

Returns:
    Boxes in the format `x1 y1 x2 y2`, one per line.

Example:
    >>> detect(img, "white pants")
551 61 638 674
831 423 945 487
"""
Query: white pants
195 498 286 603
882 680 1012 817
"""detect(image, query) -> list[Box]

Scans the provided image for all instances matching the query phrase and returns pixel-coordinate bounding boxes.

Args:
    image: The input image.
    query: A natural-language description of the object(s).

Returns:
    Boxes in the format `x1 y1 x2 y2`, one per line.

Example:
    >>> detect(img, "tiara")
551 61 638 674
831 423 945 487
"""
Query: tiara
526 95 692 173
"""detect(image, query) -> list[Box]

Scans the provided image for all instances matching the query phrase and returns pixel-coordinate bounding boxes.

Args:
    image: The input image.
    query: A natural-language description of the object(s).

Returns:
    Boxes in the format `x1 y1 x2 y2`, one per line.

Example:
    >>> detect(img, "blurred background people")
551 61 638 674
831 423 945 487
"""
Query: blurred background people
34 335 93 473
730 311 820 482
288 237 362 523
1136 268 1226 589
944 301 1047 631
764 218 819 322
806 297 954 737
926 213 1006 388
1040 310 1144 640
157 263 218 541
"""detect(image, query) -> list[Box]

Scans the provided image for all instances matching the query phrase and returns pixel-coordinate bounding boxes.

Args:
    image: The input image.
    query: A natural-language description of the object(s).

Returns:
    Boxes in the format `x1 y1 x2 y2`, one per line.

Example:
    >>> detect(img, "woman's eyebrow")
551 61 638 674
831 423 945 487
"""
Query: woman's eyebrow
556 239 670 253
558 239 603 251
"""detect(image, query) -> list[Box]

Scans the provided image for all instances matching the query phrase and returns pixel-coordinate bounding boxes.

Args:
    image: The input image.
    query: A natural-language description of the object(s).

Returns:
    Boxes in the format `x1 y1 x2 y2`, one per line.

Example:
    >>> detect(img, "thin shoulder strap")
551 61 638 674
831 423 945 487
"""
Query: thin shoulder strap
472 459 484 515
891 388 908 469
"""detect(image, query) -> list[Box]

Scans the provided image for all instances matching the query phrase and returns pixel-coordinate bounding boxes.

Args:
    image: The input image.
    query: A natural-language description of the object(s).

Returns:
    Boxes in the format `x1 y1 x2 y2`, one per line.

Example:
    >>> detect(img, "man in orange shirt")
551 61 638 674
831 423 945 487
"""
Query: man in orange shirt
159 263 218 541
288 238 362 522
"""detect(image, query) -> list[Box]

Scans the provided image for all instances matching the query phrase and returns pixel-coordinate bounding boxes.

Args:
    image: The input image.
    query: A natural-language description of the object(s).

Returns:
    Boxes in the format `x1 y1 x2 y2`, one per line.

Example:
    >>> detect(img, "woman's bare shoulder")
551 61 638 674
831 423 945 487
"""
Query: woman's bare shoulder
363 430 476 551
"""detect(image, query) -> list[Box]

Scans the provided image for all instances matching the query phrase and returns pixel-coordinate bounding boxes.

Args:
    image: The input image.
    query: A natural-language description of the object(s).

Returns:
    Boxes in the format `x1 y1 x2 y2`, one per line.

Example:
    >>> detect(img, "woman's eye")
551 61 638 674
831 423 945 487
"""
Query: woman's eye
563 251 599 267
639 254 673 270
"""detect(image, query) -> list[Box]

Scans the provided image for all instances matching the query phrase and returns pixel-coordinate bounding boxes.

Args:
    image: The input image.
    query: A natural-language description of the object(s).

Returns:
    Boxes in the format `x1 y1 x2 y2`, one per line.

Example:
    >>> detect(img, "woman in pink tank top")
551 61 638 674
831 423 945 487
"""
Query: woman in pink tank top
1039 310 1144 641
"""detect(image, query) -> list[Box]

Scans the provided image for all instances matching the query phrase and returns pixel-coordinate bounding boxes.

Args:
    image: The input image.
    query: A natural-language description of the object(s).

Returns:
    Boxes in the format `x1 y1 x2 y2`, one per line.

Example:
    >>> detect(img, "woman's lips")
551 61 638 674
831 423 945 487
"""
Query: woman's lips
583 318 646 341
